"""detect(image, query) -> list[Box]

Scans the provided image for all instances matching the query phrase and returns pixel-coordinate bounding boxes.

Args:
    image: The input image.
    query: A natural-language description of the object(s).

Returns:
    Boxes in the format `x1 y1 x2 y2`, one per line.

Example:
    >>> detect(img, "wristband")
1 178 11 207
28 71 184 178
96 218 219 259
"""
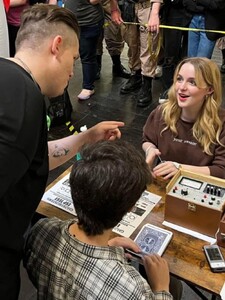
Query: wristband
172 162 181 169
111 8 118 13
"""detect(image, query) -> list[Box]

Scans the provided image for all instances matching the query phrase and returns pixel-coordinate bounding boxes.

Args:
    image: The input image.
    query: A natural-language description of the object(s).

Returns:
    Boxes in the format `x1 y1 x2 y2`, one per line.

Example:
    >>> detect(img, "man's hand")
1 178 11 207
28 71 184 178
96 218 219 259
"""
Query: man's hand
142 254 170 292
86 121 125 142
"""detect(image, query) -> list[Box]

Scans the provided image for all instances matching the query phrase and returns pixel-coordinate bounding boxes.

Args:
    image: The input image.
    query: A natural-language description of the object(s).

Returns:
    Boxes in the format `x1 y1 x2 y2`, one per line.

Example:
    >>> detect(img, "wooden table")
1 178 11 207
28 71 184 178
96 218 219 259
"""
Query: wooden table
37 168 225 298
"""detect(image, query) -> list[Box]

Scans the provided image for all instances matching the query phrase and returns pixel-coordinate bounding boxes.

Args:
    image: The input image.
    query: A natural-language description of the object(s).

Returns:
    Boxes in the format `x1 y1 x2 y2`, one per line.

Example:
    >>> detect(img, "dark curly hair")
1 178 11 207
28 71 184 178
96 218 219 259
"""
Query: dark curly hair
70 140 151 236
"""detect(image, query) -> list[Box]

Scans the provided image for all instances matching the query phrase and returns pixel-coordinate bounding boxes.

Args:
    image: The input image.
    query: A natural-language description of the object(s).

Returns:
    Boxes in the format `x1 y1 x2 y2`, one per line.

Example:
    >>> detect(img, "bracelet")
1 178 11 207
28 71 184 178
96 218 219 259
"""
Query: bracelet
145 145 156 156
111 8 118 13
172 162 181 169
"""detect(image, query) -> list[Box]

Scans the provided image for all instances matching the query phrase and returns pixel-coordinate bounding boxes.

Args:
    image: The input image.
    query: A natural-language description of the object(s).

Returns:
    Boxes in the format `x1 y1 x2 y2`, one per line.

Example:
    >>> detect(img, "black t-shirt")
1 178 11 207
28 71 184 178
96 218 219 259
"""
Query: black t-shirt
65 0 104 27
0 58 48 252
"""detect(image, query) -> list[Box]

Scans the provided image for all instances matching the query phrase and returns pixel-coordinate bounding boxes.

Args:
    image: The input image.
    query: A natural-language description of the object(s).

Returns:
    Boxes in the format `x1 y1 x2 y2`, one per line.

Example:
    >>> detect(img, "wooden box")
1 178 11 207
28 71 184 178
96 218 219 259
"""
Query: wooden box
217 212 225 248
164 170 225 237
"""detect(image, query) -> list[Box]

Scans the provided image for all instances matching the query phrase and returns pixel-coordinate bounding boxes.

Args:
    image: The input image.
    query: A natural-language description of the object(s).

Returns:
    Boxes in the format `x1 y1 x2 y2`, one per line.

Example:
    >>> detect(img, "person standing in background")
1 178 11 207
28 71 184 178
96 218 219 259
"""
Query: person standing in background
6 0 29 56
159 0 191 103
96 0 131 80
0 0 9 57
65 0 104 101
111 0 163 107
183 0 225 59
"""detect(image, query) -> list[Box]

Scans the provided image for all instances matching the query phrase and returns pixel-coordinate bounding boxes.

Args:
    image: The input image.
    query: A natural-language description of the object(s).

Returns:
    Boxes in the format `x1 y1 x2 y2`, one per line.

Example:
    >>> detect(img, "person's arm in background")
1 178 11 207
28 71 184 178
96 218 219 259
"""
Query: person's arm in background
48 0 57 4
9 0 27 7
197 0 225 10
147 0 163 33
110 0 123 25
48 121 124 170
90 0 102 5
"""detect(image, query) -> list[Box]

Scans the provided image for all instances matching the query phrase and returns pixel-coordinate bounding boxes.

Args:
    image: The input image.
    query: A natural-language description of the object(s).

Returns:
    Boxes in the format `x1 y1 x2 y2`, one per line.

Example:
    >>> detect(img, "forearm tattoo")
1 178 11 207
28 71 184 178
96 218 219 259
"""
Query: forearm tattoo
52 144 69 157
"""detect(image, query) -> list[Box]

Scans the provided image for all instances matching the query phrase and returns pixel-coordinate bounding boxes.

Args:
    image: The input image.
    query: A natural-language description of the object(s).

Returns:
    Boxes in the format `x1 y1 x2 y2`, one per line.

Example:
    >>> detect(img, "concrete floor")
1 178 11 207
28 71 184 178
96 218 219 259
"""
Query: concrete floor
18 44 224 300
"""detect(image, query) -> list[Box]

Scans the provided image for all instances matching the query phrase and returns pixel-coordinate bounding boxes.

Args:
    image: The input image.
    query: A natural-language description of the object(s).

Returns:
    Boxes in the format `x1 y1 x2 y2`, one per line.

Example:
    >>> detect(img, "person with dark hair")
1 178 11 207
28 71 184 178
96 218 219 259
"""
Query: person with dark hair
143 57 225 180
24 140 175 299
0 4 124 299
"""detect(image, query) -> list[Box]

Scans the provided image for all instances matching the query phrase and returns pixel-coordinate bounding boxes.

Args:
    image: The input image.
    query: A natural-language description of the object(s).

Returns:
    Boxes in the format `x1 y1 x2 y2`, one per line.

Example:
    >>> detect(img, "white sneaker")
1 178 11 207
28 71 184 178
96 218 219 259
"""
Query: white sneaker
77 89 95 100
155 65 163 78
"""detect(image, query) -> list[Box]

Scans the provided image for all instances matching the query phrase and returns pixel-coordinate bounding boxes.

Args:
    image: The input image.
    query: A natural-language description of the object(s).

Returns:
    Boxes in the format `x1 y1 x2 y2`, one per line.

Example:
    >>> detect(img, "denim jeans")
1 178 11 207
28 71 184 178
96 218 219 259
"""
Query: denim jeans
79 20 104 90
188 14 216 59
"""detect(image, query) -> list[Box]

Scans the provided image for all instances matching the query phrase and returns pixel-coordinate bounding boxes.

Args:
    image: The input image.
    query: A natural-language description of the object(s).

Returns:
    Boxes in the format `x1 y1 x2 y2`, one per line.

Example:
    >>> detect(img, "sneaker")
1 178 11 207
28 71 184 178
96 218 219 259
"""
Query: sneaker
159 90 169 104
77 89 95 100
155 65 163 78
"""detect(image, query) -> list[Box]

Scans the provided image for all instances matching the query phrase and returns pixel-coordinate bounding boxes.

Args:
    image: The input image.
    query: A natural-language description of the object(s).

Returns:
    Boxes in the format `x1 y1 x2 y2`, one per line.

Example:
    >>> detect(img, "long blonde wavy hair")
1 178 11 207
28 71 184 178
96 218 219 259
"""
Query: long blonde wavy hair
161 57 223 155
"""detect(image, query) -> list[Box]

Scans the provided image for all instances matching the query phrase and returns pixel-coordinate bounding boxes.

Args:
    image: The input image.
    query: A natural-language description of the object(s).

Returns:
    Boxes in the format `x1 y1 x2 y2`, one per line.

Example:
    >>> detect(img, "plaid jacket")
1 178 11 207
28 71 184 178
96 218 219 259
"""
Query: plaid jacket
24 217 173 300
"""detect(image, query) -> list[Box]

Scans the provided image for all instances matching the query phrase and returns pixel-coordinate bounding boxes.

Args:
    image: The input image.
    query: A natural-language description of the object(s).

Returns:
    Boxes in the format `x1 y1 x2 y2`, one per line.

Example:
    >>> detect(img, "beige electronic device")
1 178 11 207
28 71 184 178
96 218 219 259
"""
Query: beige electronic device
165 170 225 237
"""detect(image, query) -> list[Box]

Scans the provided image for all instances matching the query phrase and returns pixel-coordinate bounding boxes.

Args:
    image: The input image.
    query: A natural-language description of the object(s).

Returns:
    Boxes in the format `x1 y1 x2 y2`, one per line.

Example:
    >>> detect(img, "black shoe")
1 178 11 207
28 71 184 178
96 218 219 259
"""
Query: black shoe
137 76 152 107
137 90 152 107
159 89 169 104
221 59 225 74
113 64 131 78
120 73 142 94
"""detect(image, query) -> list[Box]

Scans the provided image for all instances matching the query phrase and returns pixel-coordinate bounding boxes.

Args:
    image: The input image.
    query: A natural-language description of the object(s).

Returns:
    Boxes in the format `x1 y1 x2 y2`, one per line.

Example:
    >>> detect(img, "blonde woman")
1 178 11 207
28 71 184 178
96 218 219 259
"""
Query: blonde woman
143 57 225 179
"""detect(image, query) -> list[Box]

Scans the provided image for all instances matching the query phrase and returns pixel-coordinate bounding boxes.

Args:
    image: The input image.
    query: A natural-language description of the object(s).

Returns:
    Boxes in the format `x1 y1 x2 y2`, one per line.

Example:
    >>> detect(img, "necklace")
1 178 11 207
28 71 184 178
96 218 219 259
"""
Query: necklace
14 56 39 88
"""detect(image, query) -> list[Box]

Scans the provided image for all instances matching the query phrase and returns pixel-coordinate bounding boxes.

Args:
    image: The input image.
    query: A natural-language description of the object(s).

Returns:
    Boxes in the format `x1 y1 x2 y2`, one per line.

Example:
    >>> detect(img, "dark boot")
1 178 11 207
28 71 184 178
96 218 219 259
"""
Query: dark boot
111 55 131 78
120 69 142 94
137 76 152 107
95 55 102 80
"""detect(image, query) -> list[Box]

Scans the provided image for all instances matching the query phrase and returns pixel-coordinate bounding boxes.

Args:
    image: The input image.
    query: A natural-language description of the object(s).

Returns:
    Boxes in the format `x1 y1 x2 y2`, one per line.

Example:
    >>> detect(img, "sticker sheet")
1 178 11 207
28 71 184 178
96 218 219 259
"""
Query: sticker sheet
42 173 76 216
113 191 161 237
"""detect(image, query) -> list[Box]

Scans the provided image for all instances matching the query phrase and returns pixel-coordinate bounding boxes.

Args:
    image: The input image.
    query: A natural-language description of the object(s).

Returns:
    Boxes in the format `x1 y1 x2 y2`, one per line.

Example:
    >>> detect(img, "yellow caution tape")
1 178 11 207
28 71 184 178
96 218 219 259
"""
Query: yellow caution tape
104 21 225 61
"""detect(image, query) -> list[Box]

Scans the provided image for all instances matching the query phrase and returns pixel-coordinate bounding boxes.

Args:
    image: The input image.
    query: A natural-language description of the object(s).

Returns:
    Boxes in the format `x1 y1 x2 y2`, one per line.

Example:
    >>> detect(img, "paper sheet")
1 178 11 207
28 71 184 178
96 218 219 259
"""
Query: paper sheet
113 191 161 238
42 173 76 216
220 282 225 300
42 175 161 233
162 221 216 244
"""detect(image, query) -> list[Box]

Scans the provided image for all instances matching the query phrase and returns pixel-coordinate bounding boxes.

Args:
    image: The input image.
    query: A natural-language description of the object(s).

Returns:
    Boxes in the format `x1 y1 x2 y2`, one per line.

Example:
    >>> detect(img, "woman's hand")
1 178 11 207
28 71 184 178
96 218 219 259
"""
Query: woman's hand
153 161 179 180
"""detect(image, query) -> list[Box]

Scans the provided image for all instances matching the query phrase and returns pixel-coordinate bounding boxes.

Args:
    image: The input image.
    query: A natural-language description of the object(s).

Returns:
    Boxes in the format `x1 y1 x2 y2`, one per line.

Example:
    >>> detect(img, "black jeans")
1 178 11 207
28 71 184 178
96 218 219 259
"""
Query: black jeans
79 20 104 90
161 15 188 91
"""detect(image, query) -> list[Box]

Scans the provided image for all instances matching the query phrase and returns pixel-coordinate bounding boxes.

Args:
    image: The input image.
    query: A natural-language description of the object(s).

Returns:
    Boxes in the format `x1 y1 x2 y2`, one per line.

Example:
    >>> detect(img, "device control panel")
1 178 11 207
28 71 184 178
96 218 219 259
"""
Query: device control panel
167 176 225 210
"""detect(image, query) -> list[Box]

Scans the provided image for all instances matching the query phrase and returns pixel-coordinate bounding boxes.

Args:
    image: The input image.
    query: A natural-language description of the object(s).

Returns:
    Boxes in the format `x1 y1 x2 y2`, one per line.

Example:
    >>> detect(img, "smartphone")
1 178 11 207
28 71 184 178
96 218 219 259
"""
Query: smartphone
203 245 225 273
